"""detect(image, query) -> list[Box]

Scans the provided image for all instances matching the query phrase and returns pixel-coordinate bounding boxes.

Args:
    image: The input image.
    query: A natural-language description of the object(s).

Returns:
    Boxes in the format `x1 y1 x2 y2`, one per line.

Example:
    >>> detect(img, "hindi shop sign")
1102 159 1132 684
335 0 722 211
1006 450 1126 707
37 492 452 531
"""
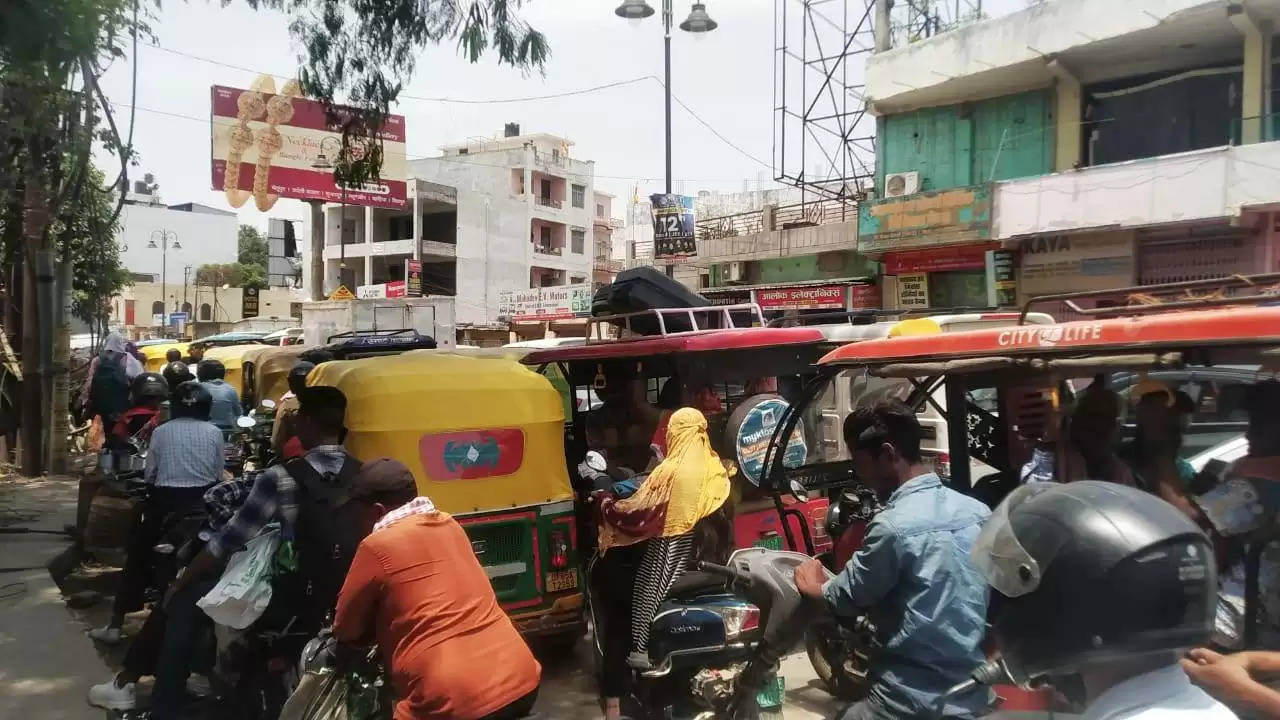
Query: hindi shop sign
897 273 929 309
756 285 846 311
501 284 593 322
210 81 407 211
858 185 992 254
650 194 697 260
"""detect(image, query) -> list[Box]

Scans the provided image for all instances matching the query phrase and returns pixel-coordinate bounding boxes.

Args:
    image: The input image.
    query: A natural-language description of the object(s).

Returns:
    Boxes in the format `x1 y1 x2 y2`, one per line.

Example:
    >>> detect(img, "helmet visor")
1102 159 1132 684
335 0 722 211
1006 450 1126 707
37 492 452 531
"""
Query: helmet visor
971 482 1052 598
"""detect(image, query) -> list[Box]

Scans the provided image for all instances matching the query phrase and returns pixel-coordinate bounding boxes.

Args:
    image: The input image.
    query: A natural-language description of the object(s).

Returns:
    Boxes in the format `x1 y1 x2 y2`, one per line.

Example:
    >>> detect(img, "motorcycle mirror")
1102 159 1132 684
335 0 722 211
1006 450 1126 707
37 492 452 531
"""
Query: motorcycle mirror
789 479 810 502
260 399 277 410
236 415 256 429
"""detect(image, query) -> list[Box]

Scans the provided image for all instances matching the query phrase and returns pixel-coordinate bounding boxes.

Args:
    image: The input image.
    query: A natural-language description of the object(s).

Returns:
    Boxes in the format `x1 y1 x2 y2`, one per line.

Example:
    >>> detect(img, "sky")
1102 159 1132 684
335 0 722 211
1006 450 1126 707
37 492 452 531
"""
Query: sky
95 0 1027 235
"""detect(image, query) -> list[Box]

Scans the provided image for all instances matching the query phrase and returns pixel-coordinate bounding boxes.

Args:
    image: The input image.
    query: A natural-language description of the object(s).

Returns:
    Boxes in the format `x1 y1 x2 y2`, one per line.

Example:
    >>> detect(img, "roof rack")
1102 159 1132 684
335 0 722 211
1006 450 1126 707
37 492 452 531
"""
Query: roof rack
765 306 1001 328
1019 273 1280 324
585 303 765 342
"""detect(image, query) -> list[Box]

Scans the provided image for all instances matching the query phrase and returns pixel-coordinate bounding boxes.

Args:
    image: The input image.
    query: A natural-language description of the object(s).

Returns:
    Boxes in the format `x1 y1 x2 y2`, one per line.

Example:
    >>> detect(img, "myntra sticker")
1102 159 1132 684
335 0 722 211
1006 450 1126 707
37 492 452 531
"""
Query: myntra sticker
419 429 525 480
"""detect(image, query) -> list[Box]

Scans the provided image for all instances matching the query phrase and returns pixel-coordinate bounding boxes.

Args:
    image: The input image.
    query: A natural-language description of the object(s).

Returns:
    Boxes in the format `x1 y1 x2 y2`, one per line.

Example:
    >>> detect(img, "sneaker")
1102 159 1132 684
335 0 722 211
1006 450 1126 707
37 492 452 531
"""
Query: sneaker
626 651 652 669
88 674 137 710
187 673 211 698
87 625 124 645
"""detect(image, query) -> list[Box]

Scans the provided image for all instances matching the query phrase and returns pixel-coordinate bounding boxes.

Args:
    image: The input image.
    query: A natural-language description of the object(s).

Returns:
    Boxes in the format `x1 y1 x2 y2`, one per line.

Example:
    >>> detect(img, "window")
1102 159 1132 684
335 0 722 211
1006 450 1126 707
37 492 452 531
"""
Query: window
200 303 211 321
571 184 585 208
571 229 585 254
571 275 587 284
151 301 163 317
596 203 605 218
181 302 192 314
389 215 413 241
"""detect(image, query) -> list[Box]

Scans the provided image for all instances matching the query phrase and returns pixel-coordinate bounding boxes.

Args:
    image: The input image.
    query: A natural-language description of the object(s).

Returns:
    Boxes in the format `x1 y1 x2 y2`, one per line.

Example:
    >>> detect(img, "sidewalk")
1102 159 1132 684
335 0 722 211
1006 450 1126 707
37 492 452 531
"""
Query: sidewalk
0 475 110 720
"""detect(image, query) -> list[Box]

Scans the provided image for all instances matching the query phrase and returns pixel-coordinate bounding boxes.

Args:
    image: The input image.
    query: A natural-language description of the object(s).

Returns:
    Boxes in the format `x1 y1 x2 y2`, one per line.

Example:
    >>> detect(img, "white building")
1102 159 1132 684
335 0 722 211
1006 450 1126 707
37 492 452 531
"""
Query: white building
116 201 239 288
316 127 597 328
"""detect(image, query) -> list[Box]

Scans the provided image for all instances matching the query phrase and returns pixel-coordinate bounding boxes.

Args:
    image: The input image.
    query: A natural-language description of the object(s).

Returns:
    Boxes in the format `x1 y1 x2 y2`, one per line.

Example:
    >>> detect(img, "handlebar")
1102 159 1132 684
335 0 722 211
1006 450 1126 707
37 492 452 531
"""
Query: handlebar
697 561 745 584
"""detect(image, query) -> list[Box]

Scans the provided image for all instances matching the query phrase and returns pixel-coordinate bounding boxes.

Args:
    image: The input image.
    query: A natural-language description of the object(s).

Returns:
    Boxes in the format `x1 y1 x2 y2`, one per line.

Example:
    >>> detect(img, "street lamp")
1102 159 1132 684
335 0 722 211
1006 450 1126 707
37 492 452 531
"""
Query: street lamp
146 229 181 324
312 136 348 292
615 1 717 276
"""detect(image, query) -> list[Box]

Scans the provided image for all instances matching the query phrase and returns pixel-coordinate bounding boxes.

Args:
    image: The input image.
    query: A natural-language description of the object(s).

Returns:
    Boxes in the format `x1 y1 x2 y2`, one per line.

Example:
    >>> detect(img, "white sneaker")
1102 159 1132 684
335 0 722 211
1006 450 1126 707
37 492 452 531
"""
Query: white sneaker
87 675 137 710
87 625 123 645
187 673 211 698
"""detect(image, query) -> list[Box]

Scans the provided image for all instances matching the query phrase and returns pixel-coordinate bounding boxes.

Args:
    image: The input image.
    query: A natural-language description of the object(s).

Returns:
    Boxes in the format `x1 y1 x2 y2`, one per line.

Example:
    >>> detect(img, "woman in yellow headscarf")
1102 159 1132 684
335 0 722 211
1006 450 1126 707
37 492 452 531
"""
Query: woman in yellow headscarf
596 407 733 682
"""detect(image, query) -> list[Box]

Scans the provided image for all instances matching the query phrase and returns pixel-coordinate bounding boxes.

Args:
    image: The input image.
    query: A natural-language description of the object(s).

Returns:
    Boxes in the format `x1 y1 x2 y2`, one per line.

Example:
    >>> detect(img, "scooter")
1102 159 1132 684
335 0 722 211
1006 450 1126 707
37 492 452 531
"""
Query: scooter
587 546 827 720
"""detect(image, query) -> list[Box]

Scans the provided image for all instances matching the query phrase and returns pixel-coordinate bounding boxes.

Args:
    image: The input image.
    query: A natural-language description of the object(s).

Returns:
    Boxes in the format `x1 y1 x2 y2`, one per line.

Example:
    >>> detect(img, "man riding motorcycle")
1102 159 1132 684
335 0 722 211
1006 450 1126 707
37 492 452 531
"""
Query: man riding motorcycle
197 358 242 430
794 401 994 720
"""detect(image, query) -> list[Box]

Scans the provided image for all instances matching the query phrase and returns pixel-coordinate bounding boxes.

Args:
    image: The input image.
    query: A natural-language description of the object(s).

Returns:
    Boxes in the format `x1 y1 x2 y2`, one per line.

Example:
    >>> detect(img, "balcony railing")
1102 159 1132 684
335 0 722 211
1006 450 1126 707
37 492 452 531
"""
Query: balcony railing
695 197 857 242
535 196 563 209
534 243 563 256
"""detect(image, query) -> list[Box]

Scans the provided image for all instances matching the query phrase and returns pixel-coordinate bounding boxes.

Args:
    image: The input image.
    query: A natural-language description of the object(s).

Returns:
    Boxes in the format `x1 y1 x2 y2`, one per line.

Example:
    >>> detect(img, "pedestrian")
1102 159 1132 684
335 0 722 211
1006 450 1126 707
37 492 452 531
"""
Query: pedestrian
332 457 543 720
793 401 994 719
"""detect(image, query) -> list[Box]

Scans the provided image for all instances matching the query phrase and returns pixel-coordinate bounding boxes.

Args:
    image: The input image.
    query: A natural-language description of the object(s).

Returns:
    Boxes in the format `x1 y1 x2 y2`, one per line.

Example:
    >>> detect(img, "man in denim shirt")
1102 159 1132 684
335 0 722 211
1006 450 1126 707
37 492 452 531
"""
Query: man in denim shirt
796 401 993 719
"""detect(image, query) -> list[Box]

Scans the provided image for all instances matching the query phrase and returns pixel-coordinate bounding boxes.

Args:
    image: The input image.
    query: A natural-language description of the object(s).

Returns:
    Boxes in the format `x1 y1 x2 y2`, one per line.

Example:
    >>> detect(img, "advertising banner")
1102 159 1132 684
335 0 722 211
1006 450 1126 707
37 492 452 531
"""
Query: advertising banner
500 284 593 322
756 285 845 311
650 194 697 260
356 283 387 299
404 259 423 297
386 281 407 299
211 79 407 211
849 283 879 309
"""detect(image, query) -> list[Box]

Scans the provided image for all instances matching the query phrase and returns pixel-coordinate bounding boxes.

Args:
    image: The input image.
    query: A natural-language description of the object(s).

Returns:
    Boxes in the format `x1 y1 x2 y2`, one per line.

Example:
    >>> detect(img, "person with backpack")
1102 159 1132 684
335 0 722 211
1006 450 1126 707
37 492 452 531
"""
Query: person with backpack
162 385 361 719
80 331 144 431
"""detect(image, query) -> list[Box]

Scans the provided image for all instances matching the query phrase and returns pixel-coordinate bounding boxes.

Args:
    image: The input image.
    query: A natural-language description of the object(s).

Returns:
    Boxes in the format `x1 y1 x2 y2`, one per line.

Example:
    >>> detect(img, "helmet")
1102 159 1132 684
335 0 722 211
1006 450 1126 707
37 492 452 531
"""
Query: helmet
171 381 213 421
130 372 168 403
163 361 193 390
287 360 316 396
197 358 226 382
974 481 1214 686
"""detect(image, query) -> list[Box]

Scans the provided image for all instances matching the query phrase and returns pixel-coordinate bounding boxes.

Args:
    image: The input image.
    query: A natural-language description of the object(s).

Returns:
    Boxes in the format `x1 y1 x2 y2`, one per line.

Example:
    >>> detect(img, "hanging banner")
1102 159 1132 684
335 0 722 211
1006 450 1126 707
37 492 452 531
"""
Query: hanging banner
650 194 697 260
897 273 930 309
404 259 423 297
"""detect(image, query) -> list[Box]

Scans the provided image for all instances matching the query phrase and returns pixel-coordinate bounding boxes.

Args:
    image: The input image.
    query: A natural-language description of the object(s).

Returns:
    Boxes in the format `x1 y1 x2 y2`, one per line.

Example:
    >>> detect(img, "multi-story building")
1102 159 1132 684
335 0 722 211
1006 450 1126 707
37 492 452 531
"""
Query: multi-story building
315 126 597 333
859 0 1280 314
592 191 623 285
116 199 238 287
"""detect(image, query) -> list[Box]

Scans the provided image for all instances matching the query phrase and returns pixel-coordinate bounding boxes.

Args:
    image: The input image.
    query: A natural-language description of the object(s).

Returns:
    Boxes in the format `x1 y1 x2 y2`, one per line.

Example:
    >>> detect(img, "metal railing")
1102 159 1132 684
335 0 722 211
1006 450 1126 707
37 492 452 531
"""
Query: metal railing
1018 272 1280 324
695 197 857 242
586 303 767 342
533 243 563 256
535 196 563 209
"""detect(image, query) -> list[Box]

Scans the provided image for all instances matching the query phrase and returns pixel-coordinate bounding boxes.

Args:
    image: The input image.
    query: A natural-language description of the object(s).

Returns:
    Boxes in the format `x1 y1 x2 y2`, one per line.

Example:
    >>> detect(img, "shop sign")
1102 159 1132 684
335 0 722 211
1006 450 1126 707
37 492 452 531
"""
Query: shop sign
386 281 407 299
991 250 1017 307
756 285 845 311
703 291 752 307
850 283 879 309
1020 233 1135 298
884 243 997 274
499 284 593 322
241 287 260 318
897 273 929 309
727 395 808 486
404 259 423 297
858 185 993 254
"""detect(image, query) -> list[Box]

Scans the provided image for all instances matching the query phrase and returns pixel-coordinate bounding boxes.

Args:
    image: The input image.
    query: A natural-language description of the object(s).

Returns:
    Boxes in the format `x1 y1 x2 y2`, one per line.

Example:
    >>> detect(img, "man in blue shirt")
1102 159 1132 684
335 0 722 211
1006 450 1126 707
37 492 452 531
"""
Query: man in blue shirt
795 401 993 719
197 358 241 430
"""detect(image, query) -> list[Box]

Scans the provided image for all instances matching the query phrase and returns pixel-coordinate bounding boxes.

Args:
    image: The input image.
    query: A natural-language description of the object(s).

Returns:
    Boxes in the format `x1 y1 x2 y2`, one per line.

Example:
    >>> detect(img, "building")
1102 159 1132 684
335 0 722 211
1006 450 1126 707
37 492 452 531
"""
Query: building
266 218 303 289
109 281 298 334
116 201 239 288
316 126 599 334
592 191 623 285
859 0 1280 313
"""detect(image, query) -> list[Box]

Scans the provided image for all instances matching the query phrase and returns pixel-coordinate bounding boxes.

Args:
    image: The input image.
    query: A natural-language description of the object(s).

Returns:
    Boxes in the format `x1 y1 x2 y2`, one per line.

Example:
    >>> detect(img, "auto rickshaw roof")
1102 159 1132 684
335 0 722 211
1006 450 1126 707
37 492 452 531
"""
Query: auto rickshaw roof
819 306 1280 372
522 327 827 365
200 343 263 371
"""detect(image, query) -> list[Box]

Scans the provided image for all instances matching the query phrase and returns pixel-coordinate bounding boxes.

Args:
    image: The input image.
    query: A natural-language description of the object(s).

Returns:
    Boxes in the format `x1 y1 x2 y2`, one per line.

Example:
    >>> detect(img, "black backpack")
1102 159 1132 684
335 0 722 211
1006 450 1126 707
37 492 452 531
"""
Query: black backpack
89 356 131 420
277 455 363 632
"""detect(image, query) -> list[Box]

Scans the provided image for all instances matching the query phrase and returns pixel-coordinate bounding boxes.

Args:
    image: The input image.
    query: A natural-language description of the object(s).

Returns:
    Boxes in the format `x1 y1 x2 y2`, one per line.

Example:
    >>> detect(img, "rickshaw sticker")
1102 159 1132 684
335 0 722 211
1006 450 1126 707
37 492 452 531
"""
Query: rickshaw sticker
419 429 525 480
729 396 807 486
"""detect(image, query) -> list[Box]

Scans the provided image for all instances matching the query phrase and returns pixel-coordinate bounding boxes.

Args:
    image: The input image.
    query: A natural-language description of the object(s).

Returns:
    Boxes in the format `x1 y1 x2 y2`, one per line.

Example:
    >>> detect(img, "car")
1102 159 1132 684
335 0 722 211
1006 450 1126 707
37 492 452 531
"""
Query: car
1110 367 1257 460
262 327 304 346
1189 434 1249 473
195 331 270 348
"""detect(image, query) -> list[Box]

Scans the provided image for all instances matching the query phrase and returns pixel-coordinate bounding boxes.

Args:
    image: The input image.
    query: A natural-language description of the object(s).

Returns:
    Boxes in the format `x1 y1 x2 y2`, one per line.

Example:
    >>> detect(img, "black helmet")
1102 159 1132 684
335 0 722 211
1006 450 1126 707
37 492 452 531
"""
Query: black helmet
171 381 213 421
287 360 316 396
974 481 1215 686
163 361 193 390
131 372 168 402
197 358 226 382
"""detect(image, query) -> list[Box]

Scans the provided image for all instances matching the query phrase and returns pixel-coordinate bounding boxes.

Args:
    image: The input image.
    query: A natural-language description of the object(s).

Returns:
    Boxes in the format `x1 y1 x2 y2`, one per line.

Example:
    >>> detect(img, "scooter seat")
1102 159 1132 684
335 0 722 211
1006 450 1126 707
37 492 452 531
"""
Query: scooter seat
667 571 726 599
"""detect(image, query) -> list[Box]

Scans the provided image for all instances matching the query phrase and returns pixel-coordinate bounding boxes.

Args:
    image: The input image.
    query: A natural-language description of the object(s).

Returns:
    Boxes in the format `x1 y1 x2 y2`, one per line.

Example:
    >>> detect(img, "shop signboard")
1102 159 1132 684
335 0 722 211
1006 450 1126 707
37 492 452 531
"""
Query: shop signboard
858 185 993 254
385 281 407 299
883 243 997 274
500 284 592 322
849 283 879 309
242 287 260 318
756 285 846 311
210 80 407 210
990 250 1017 307
1019 232 1136 298
897 273 930 309
650 194 697 260
404 259 423 297
356 283 387 299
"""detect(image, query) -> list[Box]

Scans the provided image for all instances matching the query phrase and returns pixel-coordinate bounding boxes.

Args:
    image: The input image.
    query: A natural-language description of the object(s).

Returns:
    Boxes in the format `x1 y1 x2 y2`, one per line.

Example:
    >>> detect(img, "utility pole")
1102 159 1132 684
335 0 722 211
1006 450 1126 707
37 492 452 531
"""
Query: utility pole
148 229 180 326
183 265 191 313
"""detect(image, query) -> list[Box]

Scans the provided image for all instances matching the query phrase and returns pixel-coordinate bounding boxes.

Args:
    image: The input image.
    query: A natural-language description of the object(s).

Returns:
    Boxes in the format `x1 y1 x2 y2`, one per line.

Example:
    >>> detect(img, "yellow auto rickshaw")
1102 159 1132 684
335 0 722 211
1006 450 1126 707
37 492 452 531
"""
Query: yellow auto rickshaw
198 344 260 397
245 344 312 408
309 350 583 641
141 342 190 372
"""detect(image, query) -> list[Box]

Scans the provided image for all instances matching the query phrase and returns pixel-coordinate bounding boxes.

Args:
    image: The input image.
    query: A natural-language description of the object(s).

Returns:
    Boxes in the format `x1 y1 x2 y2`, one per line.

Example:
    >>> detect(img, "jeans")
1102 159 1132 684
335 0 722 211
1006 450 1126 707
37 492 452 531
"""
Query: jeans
835 698 893 720
114 485 209 618
149 577 217 720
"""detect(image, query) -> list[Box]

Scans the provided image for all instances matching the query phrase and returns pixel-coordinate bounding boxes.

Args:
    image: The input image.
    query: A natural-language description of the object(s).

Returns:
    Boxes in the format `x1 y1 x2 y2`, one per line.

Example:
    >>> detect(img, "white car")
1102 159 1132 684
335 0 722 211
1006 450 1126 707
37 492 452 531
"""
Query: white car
1189 434 1249 473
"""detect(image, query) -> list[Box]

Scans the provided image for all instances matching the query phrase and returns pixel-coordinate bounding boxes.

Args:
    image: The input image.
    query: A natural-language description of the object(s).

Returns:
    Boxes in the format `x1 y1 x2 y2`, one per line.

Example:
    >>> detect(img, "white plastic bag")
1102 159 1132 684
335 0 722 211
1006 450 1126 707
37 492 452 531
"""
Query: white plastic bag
197 524 281 629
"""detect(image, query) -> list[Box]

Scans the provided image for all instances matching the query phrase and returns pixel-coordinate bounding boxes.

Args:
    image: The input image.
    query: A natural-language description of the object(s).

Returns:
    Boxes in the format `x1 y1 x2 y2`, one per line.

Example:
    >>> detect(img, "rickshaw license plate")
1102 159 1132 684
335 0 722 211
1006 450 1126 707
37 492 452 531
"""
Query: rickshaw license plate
546 570 578 592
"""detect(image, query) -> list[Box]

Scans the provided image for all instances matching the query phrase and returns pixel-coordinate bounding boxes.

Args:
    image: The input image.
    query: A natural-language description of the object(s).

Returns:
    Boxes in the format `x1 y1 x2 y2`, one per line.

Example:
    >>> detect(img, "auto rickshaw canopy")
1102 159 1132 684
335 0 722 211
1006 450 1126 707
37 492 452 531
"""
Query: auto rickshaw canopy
308 350 573 514
141 342 190 372
199 343 260 396
247 344 312 406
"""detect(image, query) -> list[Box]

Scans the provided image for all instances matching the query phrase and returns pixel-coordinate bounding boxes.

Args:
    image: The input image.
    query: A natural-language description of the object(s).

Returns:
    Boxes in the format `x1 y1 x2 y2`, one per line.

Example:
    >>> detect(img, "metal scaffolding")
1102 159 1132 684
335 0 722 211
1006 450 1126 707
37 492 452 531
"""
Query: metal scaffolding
772 0 983 201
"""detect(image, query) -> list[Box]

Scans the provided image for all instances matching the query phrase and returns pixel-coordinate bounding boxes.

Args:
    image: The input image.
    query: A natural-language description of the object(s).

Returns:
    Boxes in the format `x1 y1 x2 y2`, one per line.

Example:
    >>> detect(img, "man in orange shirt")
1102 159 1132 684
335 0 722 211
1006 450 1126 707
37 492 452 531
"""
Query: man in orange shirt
333 458 542 720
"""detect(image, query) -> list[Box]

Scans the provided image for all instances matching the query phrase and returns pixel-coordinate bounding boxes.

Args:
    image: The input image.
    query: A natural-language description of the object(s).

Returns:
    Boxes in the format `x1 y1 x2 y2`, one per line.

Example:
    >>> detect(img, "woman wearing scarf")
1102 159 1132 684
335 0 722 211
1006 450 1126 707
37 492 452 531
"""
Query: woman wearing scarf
79 333 145 448
595 407 733 719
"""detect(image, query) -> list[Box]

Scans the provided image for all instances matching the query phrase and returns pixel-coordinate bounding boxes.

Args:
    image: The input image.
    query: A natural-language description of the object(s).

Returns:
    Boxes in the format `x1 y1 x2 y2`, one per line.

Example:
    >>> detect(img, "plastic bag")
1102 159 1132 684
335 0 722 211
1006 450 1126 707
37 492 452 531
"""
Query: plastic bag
280 669 348 720
197 524 281 629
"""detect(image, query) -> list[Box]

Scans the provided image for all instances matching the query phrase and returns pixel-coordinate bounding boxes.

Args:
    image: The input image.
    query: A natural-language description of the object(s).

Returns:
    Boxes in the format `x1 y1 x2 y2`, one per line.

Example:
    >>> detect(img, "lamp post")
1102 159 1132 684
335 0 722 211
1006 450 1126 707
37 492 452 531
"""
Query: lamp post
312 137 349 293
147 229 181 325
615 1 717 276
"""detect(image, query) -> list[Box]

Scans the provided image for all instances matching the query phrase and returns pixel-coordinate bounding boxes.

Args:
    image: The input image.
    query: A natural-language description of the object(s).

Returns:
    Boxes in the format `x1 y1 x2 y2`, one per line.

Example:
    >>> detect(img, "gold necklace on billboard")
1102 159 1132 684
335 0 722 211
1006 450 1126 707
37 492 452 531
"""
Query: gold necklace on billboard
253 79 301 211
223 76 271 209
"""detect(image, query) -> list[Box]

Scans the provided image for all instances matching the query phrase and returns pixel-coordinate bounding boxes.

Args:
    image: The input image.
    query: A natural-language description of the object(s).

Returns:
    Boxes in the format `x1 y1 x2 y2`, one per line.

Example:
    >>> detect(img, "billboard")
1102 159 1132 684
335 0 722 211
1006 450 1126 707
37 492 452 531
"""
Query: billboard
650 194 697 260
210 77 407 211
499 284 594 322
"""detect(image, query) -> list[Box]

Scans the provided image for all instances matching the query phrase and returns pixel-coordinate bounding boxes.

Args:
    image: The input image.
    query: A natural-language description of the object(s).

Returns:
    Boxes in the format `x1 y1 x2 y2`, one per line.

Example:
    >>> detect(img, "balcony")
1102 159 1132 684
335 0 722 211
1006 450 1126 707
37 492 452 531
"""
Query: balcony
533 243 564 257
535 196 563 210
992 140 1280 239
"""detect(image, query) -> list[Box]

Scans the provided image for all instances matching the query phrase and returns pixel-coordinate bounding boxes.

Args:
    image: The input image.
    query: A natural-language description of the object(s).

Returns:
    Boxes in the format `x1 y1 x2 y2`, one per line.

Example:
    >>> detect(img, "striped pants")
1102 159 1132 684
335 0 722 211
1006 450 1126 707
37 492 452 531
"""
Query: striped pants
630 532 695 655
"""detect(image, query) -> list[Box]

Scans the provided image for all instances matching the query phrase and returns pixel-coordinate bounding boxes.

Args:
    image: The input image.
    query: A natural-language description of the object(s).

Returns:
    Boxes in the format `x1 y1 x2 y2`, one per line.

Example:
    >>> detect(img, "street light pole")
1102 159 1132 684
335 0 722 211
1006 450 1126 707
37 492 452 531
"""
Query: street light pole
148 229 181 326
664 0 673 196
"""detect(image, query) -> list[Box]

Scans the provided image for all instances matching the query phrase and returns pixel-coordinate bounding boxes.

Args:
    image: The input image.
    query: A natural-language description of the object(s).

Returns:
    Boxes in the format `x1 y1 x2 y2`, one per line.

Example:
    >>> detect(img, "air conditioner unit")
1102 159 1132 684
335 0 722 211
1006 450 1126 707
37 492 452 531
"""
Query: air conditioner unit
883 171 921 199
724 262 745 283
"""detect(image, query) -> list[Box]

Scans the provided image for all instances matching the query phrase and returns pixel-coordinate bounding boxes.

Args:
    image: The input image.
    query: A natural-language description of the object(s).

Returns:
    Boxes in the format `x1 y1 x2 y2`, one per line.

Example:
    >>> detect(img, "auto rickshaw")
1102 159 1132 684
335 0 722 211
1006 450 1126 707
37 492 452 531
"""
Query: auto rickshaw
244 344 312 408
141 342 190 372
308 350 584 643
769 274 1280 706
198 343 260 397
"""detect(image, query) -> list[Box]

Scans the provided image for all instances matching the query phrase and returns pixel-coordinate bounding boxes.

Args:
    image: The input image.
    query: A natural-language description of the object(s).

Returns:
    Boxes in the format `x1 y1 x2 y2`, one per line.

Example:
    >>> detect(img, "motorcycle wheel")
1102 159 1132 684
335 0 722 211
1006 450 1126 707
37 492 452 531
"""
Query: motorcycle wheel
805 624 866 701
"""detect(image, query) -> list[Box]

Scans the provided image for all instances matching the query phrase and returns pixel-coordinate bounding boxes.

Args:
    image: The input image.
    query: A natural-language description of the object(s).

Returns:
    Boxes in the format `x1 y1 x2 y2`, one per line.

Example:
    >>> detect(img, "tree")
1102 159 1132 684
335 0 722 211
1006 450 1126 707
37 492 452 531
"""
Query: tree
54 164 130 328
237 225 268 289
195 261 265 290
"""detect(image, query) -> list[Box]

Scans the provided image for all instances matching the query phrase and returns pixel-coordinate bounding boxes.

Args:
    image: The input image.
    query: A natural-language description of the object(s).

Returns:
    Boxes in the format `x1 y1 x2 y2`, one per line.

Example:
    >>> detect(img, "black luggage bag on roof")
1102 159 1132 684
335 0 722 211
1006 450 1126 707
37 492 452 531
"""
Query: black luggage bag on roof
592 266 710 335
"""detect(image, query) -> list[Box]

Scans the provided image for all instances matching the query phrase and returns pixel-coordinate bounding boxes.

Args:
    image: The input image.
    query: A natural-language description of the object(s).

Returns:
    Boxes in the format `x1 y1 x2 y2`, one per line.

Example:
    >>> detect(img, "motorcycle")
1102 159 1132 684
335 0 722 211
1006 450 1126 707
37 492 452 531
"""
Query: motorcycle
805 486 880 700
587 546 827 720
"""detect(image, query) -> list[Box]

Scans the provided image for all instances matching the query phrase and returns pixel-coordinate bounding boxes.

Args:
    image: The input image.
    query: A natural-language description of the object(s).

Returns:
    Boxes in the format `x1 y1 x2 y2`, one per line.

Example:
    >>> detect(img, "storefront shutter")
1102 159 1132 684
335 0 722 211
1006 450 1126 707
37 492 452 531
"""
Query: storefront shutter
1137 226 1259 286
